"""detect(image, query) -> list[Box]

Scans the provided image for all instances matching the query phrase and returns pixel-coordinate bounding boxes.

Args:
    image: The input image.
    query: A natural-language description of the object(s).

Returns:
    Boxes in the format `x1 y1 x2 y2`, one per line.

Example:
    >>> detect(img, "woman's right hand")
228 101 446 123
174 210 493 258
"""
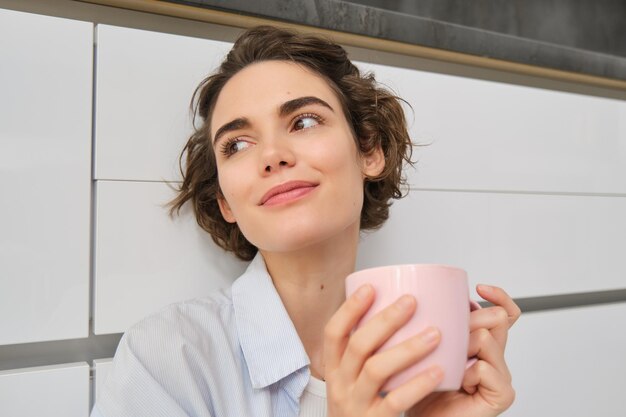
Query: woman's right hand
323 284 444 417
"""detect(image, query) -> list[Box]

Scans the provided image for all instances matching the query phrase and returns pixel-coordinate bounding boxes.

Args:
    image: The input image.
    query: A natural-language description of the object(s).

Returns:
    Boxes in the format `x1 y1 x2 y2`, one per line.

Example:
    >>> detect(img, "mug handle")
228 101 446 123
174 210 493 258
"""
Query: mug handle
465 300 482 370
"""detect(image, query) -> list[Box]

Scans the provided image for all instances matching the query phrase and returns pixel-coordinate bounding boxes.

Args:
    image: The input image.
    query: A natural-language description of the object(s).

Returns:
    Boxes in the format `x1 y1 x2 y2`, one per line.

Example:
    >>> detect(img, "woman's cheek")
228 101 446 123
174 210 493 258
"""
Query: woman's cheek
217 168 249 215
306 136 354 172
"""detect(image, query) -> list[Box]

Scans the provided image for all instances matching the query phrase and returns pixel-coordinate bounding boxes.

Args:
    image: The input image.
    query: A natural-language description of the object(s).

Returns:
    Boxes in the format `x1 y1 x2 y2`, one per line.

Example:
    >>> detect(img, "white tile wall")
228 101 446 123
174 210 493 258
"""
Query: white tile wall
1 10 624 417
94 24 233 182
93 180 247 334
0 362 90 417
503 303 626 416
95 25 626 197
91 24 626 334
0 8 92 345
356 61 626 194
93 358 114 402
357 189 626 299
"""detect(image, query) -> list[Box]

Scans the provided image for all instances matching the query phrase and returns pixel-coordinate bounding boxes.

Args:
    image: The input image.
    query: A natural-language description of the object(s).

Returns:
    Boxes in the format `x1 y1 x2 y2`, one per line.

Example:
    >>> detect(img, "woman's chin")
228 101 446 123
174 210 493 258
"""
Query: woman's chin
256 236 329 255
253 220 360 256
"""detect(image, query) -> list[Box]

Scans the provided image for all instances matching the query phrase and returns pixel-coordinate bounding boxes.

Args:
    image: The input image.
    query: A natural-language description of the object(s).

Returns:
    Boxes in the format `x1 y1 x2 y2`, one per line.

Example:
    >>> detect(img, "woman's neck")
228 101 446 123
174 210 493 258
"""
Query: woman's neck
260 222 360 379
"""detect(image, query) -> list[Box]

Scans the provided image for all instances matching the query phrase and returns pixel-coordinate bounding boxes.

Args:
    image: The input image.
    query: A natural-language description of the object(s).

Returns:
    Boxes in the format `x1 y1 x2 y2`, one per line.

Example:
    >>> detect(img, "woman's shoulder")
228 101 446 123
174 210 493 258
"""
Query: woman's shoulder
121 286 237 352
96 286 241 416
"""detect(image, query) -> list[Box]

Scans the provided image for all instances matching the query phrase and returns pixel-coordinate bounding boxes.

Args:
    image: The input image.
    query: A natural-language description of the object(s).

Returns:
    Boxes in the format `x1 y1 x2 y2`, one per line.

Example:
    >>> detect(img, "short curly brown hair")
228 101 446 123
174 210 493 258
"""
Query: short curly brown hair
167 25 416 261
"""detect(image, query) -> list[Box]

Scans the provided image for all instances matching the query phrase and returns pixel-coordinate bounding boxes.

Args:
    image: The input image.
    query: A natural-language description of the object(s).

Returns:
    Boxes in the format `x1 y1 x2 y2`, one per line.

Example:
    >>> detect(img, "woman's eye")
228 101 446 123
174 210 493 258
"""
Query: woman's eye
221 138 252 157
293 114 322 131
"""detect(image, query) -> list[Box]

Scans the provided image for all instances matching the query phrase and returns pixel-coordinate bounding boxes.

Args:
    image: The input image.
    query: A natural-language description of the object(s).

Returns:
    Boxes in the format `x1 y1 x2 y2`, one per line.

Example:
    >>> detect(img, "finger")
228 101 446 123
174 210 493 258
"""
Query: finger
323 284 375 372
352 326 441 405
339 294 417 383
462 360 516 410
467 328 511 382
375 365 444 416
476 285 522 327
469 306 509 348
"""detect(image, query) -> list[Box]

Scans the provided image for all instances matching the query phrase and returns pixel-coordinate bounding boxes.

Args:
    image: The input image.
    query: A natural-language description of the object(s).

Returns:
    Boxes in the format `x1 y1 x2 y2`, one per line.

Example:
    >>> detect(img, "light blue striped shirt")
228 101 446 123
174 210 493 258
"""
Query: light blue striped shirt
91 252 314 417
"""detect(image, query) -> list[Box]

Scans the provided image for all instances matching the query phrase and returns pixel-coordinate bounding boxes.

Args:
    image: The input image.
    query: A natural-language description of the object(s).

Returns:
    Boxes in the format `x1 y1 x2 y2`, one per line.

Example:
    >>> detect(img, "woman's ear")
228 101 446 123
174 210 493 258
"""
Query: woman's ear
362 145 386 179
217 196 237 223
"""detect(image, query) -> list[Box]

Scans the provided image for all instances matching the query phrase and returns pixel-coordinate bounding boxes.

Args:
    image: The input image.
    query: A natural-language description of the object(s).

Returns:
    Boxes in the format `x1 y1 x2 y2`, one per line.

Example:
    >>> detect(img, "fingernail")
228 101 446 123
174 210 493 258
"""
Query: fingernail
421 327 440 344
354 284 372 300
428 366 443 380
478 284 492 293
395 294 415 310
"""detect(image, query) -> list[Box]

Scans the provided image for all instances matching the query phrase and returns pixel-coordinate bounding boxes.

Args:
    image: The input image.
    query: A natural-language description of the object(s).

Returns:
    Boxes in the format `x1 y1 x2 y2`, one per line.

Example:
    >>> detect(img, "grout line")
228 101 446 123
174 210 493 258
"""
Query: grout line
480 288 626 313
0 333 123 373
408 186 626 198
89 23 99 345
91 180 626 199
1 291 625 372
95 178 182 184
88 22 99 411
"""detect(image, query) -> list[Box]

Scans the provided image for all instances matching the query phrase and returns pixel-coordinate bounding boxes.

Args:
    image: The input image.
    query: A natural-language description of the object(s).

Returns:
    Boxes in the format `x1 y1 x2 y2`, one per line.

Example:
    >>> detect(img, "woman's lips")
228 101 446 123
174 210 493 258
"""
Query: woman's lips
260 181 318 207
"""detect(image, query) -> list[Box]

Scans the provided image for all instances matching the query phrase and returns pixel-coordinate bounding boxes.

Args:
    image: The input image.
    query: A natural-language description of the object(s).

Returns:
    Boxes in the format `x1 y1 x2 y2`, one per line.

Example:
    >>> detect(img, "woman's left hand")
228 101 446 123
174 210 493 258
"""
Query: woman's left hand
407 284 522 417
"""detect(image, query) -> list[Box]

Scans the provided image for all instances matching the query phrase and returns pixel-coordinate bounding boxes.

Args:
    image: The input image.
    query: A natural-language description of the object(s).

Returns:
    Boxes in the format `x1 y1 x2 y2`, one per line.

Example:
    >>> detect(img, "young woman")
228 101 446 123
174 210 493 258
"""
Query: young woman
92 25 520 417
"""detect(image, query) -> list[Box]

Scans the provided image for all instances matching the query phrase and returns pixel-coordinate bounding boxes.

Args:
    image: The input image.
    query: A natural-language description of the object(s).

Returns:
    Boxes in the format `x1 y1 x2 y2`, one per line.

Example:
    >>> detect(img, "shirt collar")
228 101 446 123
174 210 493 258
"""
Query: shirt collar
232 252 310 389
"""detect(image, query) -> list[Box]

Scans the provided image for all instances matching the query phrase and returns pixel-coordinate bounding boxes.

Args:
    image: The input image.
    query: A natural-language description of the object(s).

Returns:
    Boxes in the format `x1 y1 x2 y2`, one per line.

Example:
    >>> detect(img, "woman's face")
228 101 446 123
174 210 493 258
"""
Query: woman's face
211 60 384 253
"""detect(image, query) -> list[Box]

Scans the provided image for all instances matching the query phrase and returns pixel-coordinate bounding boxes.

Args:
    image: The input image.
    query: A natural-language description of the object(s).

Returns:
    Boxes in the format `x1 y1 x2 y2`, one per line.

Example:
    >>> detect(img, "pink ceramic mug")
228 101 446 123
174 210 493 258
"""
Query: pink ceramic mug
345 264 480 393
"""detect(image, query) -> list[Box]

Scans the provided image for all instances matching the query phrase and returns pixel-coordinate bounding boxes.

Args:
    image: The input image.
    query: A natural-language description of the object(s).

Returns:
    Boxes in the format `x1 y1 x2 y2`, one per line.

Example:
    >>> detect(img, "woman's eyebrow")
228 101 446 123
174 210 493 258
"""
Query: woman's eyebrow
213 118 250 145
278 95 334 117
213 96 334 145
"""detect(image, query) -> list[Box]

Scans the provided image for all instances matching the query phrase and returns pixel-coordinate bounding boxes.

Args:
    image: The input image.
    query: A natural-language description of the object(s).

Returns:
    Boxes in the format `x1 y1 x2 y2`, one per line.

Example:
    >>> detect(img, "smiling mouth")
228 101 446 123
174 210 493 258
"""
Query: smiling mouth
260 181 318 207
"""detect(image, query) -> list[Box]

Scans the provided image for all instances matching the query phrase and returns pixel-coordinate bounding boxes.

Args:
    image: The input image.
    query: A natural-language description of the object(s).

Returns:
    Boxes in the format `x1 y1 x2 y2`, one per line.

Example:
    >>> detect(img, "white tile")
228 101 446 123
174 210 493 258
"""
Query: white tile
94 24 626 197
357 190 626 299
94 180 248 334
0 362 89 417
503 303 626 416
93 358 114 402
357 61 626 194
95 24 233 181
0 9 92 345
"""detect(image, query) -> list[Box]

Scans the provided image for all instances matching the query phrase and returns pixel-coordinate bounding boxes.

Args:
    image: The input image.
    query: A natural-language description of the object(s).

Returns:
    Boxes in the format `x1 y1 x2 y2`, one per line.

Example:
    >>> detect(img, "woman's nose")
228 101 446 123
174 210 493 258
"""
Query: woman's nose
259 138 296 174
